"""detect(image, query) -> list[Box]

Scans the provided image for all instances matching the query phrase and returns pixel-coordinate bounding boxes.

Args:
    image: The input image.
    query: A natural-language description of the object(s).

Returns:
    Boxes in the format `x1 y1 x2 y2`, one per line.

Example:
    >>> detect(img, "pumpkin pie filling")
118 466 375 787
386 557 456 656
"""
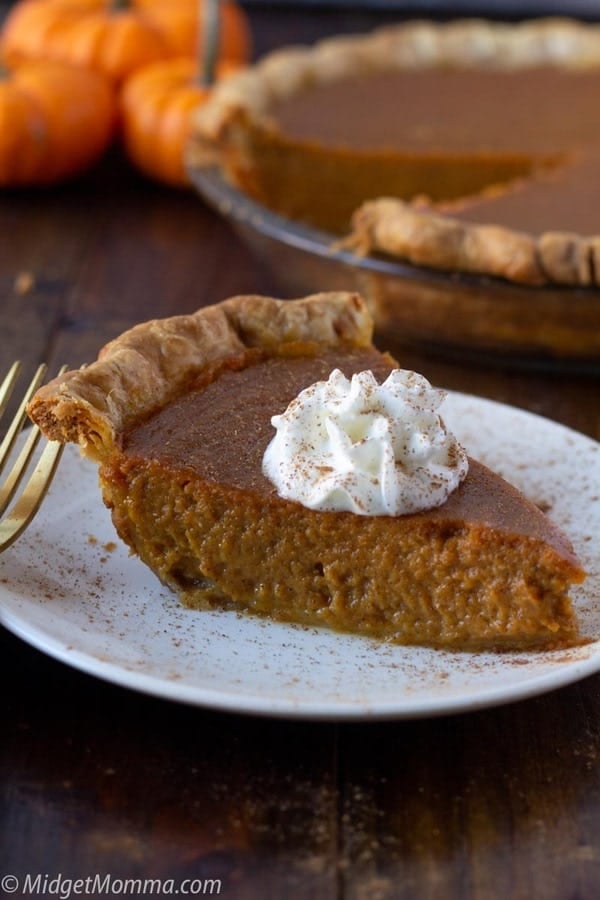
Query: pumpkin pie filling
262 67 595 231
28 293 585 652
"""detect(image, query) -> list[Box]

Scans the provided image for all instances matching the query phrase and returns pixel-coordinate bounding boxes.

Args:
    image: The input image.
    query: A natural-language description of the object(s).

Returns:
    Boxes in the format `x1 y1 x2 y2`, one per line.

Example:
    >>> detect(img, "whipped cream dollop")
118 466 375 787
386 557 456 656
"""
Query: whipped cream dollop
262 368 468 516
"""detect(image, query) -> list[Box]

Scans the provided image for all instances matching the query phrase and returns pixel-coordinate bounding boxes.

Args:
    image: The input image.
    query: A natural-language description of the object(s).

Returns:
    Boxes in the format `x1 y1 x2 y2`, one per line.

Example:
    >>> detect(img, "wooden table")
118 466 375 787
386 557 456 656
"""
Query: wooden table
1 6 599 898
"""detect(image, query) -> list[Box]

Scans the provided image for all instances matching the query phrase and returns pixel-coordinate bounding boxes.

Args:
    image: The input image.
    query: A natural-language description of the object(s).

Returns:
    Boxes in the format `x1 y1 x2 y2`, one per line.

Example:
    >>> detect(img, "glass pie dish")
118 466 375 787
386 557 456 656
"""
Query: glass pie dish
189 165 600 371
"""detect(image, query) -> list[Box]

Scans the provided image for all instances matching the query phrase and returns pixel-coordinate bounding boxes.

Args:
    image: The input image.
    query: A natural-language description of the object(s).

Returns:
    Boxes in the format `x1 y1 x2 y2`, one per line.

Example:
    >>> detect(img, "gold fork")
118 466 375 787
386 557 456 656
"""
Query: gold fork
0 362 67 553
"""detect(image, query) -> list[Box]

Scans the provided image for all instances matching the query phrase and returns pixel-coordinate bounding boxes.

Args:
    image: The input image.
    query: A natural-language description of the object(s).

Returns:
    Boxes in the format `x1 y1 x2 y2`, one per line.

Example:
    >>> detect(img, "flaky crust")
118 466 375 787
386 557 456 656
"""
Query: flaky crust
189 17 600 287
345 198 600 287
27 292 373 459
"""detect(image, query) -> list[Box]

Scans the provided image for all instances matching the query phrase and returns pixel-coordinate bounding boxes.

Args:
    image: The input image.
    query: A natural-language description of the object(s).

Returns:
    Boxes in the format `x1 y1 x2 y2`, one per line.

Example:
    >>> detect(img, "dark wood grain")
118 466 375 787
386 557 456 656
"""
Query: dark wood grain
0 5 599 899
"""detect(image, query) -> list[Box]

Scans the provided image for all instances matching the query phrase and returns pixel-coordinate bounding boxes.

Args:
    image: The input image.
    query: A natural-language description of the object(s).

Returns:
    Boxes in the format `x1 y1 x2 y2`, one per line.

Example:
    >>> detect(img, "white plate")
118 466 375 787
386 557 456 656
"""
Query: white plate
0 392 598 720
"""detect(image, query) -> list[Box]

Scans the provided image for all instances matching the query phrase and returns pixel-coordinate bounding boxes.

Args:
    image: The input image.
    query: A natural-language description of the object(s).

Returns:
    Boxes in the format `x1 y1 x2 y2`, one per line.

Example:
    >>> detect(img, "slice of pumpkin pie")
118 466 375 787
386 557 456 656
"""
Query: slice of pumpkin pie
28 292 584 650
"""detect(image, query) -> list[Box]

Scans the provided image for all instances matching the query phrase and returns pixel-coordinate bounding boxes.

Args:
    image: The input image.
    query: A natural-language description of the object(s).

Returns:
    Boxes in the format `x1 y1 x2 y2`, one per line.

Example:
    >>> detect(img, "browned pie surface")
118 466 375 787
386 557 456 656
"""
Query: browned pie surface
101 344 583 650
445 154 600 235
272 68 600 155
125 346 394 493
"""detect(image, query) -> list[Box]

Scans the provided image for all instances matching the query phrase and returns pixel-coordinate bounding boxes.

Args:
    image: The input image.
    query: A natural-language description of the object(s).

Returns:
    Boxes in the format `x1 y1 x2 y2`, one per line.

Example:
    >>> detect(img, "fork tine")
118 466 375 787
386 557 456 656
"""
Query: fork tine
0 361 21 419
0 436 65 552
0 363 68 553
0 363 48 479
0 422 43 516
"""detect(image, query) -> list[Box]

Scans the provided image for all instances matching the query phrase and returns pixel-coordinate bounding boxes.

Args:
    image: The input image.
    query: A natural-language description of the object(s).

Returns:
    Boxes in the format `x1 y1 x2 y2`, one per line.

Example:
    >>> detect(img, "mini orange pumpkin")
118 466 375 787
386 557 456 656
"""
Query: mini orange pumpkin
0 60 117 185
1 0 168 84
136 0 252 63
120 57 239 187
1 0 252 84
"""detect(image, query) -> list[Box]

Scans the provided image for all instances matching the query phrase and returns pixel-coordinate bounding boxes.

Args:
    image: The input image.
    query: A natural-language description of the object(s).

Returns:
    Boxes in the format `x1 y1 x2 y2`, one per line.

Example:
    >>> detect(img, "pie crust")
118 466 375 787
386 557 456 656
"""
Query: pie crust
28 292 584 651
29 292 370 458
345 197 600 287
190 17 600 287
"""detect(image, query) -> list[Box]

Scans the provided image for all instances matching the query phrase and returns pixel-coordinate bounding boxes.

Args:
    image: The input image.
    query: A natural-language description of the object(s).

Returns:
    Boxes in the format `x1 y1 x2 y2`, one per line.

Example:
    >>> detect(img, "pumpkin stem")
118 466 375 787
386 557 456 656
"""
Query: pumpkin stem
198 0 220 86
111 0 131 10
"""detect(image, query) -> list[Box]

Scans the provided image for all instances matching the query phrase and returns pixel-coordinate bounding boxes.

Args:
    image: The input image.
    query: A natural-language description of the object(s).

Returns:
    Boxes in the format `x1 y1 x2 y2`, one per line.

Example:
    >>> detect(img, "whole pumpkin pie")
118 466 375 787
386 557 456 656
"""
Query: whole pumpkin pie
28 292 584 650
190 18 600 287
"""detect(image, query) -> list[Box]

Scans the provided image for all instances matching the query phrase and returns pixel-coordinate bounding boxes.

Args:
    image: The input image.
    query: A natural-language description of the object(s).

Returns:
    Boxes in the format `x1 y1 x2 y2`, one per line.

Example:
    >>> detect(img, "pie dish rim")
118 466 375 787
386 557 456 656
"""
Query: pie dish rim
188 164 600 369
